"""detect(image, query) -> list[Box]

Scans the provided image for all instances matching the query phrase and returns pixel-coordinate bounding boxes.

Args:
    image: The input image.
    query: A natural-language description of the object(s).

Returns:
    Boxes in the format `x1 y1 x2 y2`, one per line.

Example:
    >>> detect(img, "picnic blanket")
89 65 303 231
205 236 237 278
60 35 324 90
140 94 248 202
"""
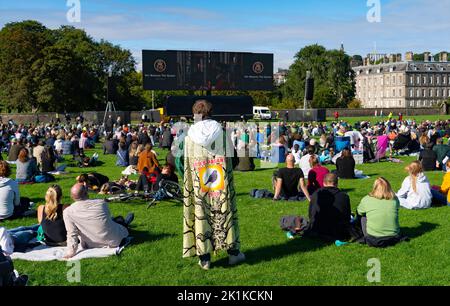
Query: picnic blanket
10 237 132 262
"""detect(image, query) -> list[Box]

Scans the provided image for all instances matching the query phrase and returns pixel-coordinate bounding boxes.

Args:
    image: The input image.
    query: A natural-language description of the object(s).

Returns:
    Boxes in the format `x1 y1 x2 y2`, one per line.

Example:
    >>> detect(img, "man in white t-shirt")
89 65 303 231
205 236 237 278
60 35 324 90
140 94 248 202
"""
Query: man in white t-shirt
299 146 318 179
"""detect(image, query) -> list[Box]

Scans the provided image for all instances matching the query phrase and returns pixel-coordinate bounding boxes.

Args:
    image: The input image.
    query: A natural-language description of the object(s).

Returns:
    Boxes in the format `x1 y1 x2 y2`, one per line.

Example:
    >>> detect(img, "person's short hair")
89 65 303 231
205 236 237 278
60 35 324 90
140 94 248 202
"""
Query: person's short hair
306 145 315 155
323 173 338 187
0 161 11 177
192 99 213 119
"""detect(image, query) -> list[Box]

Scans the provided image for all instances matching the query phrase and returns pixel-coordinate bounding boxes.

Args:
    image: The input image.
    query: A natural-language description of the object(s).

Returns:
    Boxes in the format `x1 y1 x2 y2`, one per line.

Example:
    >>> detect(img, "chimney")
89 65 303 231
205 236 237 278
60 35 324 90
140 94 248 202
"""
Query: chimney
397 53 402 62
424 52 431 62
389 54 395 63
440 52 448 62
405 52 414 61
364 57 370 66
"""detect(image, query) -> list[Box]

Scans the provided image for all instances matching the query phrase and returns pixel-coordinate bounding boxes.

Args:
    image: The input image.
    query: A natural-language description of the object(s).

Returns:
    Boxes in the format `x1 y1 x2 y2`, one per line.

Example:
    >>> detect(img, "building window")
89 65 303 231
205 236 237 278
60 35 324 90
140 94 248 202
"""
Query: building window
410 76 414 85
410 89 414 97
430 76 433 84
417 89 421 97
392 76 396 84
437 76 441 85
423 76 427 84
437 89 440 97
423 89 426 97
393 89 396 97
430 89 433 97
399 75 403 84
417 76 420 84
443 76 447 84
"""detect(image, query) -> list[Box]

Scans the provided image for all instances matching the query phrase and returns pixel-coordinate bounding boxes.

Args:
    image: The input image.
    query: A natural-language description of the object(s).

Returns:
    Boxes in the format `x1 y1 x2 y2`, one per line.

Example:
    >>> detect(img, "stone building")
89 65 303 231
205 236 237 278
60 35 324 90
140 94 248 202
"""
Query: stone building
274 68 288 86
353 52 450 108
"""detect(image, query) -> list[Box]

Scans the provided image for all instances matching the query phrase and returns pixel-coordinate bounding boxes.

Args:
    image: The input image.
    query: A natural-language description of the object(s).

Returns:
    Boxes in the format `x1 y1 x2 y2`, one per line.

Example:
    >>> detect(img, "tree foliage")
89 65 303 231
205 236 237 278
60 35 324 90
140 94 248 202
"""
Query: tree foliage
282 44 355 108
0 21 142 113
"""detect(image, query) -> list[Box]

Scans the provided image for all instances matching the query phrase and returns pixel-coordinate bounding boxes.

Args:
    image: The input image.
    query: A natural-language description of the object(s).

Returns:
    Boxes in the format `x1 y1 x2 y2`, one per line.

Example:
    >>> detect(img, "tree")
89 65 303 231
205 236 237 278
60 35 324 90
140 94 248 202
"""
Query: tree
282 44 355 108
347 99 362 109
0 21 142 112
0 20 53 112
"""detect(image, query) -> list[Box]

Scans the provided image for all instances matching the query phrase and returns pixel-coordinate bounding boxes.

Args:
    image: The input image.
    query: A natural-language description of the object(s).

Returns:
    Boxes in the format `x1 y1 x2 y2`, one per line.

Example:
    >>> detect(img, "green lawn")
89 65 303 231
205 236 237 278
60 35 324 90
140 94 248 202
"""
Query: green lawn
326 114 448 125
4 144 450 286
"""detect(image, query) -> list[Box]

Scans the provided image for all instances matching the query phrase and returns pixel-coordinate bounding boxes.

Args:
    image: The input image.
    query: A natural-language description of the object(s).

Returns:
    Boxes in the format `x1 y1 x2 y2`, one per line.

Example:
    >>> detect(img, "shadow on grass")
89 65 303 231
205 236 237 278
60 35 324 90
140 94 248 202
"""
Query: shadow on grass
340 188 355 193
401 222 439 239
214 237 328 267
129 229 175 246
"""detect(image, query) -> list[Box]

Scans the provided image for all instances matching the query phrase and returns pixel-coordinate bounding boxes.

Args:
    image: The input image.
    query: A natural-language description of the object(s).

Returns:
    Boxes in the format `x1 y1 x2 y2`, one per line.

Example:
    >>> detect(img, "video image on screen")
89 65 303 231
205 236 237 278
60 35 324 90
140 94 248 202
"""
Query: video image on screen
143 50 273 91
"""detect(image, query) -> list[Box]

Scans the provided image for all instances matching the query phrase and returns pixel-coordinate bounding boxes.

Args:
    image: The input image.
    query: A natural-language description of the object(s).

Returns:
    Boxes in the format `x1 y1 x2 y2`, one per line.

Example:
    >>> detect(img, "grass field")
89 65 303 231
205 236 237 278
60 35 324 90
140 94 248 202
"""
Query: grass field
3 137 450 286
326 114 448 125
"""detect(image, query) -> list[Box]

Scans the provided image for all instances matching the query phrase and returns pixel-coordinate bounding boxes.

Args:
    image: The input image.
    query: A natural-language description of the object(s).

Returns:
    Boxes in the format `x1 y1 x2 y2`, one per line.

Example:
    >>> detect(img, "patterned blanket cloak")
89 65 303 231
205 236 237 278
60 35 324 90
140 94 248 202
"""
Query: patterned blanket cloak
182 128 240 258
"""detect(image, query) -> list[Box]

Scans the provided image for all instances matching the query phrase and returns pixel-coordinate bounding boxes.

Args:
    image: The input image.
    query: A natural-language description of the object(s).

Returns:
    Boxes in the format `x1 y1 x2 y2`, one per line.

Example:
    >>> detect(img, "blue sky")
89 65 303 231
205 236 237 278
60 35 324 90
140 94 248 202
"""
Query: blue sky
1 0 449 71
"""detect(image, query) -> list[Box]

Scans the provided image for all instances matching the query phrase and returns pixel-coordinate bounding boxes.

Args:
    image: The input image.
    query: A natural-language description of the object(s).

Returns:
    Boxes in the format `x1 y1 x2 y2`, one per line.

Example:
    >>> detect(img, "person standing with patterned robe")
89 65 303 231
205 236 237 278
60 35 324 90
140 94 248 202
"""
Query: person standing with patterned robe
182 100 245 270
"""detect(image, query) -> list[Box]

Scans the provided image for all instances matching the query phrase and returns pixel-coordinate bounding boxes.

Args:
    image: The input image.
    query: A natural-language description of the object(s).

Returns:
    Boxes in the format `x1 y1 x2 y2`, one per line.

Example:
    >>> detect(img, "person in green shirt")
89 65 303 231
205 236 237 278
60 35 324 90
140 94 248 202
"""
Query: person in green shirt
357 177 408 248
433 138 450 170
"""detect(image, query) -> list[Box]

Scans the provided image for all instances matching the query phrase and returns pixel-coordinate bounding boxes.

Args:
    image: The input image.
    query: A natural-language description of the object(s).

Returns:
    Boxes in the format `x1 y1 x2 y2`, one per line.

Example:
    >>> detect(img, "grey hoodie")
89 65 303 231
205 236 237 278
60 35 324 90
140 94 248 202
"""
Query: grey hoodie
0 177 20 220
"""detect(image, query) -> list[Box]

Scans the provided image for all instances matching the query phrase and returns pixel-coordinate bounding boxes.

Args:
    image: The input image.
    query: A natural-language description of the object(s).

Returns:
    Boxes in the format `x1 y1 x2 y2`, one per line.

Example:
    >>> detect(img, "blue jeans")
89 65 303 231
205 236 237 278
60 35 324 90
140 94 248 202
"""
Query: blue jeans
431 189 450 206
8 224 40 248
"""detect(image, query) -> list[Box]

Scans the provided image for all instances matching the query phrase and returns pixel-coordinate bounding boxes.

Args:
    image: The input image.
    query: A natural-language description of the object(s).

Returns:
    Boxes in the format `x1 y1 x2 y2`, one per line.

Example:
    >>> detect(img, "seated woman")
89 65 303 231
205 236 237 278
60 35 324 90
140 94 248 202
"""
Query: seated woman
137 144 160 174
357 177 406 248
234 144 255 172
37 185 69 246
430 159 450 206
396 161 432 210
0 161 31 220
307 155 329 194
40 146 56 174
419 142 437 171
15 148 38 184
128 141 139 167
116 142 129 167
335 148 355 179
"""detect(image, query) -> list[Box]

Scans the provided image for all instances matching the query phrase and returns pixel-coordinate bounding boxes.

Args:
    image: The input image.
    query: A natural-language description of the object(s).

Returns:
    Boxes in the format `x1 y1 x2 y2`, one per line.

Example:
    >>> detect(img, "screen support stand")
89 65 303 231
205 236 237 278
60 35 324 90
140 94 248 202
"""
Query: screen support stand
103 101 116 128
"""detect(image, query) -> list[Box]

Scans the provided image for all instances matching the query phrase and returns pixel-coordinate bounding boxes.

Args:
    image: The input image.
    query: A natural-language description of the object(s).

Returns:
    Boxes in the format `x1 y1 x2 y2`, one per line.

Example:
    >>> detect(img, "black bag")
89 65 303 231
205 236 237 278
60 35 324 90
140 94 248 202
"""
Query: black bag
0 250 14 287
280 216 309 235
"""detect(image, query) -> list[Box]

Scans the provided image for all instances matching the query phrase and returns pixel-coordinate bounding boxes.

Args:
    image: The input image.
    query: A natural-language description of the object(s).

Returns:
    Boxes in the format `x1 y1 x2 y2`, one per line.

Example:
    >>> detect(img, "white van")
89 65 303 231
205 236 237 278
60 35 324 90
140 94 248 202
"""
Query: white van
253 106 272 120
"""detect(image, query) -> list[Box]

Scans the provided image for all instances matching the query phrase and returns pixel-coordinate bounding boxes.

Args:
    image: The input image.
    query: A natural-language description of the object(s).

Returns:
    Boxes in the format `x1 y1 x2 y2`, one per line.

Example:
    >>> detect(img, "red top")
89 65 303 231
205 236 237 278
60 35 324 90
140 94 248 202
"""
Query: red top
308 165 330 191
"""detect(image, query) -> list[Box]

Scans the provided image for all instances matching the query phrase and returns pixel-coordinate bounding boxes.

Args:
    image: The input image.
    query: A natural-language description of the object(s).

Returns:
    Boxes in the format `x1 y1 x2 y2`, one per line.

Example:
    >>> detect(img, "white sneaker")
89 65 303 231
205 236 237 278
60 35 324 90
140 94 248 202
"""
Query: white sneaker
198 260 211 270
228 252 246 266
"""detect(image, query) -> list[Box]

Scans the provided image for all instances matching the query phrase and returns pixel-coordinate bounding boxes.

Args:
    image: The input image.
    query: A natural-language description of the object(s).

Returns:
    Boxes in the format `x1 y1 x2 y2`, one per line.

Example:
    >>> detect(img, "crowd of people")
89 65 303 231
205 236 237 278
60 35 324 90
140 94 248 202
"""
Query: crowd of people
0 106 450 282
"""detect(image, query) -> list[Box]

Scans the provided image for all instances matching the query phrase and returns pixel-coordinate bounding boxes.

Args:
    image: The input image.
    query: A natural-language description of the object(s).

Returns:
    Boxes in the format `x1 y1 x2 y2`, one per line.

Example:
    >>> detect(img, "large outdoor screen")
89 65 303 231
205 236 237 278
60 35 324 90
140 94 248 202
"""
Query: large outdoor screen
142 50 274 91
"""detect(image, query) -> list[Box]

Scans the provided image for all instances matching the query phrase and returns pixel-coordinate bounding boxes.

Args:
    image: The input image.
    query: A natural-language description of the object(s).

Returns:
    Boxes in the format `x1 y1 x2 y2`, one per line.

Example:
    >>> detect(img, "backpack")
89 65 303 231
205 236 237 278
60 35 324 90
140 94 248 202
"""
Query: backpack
0 251 14 287
280 216 309 235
